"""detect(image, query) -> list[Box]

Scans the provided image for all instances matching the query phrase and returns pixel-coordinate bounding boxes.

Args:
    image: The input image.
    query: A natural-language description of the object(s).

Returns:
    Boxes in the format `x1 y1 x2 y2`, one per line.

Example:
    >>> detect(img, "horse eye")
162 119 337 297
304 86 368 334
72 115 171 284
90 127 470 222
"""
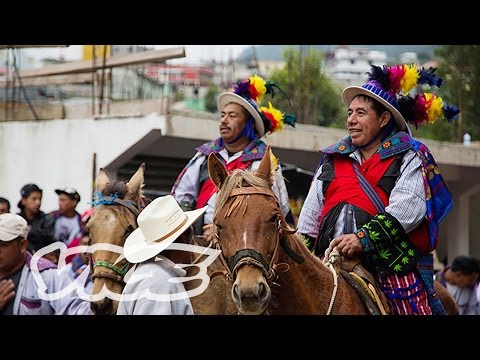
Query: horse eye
269 215 277 223
215 223 222 231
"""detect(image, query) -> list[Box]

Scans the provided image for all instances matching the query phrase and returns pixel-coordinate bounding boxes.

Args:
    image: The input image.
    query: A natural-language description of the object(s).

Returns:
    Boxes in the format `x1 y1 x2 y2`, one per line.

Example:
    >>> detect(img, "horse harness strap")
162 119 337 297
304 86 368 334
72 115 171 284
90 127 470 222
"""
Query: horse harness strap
230 187 277 199
89 195 142 284
229 186 305 265
228 249 271 277
216 186 305 284
101 196 141 217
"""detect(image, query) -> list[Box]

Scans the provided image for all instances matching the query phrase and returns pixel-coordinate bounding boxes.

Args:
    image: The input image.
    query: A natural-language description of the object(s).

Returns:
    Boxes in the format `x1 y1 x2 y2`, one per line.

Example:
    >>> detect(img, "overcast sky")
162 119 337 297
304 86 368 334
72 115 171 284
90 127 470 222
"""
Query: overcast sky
23 45 252 65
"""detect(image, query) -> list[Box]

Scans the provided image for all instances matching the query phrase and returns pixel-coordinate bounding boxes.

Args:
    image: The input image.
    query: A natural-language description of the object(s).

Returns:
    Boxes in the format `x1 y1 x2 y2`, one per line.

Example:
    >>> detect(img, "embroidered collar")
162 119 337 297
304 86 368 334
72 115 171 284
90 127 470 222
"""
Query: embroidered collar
196 138 267 162
321 131 412 159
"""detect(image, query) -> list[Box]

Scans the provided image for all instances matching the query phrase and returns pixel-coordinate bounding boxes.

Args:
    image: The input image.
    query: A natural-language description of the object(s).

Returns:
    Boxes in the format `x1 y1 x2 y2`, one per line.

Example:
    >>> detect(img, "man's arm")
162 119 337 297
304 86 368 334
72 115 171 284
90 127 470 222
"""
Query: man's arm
385 150 427 233
36 269 93 314
171 153 206 210
297 165 324 240
271 164 292 217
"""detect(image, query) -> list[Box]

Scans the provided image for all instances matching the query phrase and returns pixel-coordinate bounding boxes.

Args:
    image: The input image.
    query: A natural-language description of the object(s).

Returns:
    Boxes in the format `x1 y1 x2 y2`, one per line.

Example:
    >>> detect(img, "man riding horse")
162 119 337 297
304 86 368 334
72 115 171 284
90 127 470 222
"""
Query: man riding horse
298 64 459 315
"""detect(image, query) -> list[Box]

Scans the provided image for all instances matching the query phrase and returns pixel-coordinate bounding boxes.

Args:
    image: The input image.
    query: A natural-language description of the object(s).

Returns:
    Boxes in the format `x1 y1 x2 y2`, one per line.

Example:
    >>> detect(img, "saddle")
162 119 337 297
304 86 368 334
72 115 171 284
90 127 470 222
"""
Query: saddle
340 257 391 315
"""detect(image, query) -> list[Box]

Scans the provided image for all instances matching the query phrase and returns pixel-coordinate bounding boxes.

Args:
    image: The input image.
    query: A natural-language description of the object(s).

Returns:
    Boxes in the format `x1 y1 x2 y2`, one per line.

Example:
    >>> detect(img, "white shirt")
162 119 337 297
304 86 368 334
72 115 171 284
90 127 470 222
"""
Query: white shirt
446 282 479 315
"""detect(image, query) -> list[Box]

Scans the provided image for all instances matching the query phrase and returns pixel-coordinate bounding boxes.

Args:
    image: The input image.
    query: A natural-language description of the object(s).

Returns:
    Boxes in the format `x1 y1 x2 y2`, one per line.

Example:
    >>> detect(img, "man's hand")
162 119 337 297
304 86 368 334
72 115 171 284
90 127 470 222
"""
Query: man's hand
0 279 16 311
328 234 363 257
202 224 215 244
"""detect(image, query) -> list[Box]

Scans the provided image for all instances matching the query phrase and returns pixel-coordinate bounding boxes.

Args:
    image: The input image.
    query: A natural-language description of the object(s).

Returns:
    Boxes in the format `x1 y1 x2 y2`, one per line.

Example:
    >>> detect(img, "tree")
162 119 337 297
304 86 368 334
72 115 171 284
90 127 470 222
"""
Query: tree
204 84 220 113
268 48 344 127
417 45 480 142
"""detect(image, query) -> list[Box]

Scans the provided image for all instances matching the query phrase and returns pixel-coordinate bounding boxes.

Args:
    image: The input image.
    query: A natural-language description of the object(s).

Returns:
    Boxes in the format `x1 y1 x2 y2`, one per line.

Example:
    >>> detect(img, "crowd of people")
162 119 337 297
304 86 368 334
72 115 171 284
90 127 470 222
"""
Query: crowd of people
1 67 478 315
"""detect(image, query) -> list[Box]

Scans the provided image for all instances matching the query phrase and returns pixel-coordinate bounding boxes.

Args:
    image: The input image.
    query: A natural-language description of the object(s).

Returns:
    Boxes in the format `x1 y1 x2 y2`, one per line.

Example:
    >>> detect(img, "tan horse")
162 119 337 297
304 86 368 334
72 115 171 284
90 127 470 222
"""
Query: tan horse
207 146 458 315
87 163 235 315
87 164 147 315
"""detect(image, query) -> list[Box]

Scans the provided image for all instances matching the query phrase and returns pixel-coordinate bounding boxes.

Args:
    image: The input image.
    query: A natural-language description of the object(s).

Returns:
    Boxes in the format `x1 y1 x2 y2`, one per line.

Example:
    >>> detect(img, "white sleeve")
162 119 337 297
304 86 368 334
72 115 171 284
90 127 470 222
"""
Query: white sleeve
204 192 217 225
272 165 291 217
297 165 324 239
172 153 206 207
386 150 427 233
43 269 93 315
250 160 291 217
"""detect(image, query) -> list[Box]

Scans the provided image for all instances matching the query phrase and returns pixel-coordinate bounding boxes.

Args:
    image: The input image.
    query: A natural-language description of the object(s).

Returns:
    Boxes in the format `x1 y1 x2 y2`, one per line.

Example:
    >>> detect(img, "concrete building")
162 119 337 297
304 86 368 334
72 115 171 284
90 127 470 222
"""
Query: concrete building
325 46 387 86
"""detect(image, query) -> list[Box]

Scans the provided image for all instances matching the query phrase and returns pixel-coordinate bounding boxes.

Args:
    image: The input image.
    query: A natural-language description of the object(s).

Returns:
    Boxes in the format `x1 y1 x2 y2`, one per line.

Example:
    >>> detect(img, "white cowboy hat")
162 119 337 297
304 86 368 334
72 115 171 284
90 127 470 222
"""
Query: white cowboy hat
342 83 411 135
217 92 266 137
123 195 207 263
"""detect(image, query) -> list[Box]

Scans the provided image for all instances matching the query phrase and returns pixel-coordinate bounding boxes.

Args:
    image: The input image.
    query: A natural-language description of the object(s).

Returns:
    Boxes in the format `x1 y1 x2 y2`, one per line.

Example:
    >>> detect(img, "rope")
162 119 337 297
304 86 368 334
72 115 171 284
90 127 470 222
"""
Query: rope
323 247 340 315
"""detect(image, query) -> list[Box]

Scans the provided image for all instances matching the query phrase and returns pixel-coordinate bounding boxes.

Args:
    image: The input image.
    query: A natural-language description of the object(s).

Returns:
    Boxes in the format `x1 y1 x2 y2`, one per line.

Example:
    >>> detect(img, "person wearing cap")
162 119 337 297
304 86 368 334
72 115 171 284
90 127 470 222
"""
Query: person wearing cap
117 195 207 315
171 75 296 242
297 64 460 315
436 255 480 315
49 187 83 246
0 213 93 315
0 197 10 214
17 183 56 254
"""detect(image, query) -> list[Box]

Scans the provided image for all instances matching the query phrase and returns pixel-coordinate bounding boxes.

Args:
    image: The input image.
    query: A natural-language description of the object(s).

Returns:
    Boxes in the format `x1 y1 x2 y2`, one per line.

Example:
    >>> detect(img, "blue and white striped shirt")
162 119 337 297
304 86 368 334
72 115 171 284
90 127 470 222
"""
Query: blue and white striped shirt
297 149 426 240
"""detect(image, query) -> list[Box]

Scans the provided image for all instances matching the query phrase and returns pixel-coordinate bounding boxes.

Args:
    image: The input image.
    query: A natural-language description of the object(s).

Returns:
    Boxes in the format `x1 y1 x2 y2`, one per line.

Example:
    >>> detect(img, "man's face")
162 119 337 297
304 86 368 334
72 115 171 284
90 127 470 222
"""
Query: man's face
79 234 90 264
0 238 27 275
347 96 388 148
21 191 42 215
219 103 249 144
0 203 9 215
452 271 479 288
58 194 77 215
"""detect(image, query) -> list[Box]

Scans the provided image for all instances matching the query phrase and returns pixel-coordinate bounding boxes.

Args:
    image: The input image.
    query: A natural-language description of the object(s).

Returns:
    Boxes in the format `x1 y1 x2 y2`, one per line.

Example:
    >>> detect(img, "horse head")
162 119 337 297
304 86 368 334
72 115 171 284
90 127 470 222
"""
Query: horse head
208 146 294 315
87 163 145 315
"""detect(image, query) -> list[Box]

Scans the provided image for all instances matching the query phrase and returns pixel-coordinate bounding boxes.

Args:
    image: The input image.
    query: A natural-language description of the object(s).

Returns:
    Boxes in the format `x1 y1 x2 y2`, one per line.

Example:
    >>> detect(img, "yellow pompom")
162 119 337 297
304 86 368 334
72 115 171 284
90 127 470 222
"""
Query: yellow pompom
425 93 444 124
249 75 267 102
400 64 419 94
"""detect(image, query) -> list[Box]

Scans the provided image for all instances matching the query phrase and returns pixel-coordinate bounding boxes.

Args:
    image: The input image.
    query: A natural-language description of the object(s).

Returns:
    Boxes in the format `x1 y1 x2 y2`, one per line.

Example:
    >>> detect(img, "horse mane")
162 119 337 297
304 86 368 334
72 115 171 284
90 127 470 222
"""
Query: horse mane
214 169 271 219
102 181 128 198
98 181 137 230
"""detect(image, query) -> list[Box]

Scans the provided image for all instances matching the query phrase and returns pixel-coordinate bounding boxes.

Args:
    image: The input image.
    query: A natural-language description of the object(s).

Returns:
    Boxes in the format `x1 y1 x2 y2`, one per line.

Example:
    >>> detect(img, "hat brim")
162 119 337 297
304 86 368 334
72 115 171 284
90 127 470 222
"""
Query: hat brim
217 92 265 137
342 86 411 135
124 205 207 264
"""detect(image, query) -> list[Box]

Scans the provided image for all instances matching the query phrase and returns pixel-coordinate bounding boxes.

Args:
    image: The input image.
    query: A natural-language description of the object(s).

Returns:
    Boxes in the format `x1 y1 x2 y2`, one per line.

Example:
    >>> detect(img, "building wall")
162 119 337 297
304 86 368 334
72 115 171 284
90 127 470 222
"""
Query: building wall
0 115 165 214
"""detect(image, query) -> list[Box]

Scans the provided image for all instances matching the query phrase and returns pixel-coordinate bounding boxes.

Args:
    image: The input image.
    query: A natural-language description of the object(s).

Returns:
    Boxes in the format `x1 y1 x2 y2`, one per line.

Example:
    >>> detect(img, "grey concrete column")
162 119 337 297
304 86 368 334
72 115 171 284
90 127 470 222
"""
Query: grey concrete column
447 183 480 261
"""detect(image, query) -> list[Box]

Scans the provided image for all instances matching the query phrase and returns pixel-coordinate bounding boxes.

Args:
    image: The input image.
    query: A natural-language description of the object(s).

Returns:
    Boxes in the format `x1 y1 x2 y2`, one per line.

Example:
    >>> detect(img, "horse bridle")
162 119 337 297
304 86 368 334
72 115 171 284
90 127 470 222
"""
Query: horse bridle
89 196 144 284
212 187 304 284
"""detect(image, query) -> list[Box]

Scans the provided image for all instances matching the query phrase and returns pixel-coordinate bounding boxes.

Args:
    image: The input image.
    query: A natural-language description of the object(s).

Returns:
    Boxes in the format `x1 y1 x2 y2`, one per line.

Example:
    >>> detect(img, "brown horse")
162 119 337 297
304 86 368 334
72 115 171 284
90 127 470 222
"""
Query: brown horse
87 164 148 315
87 163 235 315
207 146 458 315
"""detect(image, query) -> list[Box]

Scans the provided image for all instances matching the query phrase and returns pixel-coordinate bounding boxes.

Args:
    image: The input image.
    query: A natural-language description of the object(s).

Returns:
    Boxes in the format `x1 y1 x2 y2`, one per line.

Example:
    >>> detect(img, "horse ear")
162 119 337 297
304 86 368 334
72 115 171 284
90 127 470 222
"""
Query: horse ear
95 168 110 192
256 145 272 184
208 153 228 189
126 163 145 200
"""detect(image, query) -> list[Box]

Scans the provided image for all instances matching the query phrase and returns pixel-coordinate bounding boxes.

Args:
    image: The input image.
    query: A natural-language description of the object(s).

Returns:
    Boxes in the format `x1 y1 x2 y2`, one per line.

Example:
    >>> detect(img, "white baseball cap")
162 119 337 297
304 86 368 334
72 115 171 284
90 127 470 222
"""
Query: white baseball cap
0 213 28 241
